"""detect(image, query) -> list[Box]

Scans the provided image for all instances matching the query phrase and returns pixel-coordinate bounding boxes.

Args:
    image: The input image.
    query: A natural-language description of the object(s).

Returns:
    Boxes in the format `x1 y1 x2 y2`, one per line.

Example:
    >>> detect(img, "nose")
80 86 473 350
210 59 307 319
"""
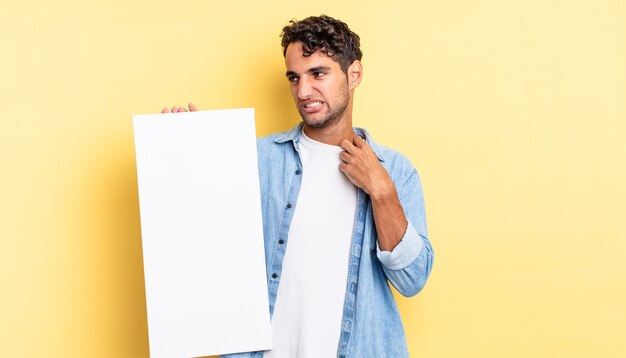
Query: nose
296 77 313 100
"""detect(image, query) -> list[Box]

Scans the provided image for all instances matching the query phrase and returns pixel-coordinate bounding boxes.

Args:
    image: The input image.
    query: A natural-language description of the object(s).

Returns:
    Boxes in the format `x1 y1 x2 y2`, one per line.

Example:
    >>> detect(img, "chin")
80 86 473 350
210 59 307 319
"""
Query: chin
301 114 329 128
304 119 329 128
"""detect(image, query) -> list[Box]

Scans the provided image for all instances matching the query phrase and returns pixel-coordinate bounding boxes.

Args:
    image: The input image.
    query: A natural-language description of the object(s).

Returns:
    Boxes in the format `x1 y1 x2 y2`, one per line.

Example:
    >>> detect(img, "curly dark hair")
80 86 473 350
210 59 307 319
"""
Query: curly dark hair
280 15 363 73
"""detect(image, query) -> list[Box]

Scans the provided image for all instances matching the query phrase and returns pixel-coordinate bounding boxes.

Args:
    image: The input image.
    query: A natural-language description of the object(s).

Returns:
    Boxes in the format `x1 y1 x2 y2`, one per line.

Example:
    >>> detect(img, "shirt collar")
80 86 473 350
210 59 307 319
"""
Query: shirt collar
274 122 386 162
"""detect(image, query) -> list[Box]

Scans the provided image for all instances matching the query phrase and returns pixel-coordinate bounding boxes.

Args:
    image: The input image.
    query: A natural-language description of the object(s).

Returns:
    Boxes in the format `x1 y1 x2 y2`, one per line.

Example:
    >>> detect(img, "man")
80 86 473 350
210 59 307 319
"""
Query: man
164 15 433 358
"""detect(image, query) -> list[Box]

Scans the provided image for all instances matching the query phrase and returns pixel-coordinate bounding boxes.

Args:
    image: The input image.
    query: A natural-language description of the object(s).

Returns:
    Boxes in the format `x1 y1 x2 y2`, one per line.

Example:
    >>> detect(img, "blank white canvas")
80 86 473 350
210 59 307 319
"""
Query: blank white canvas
132 108 271 358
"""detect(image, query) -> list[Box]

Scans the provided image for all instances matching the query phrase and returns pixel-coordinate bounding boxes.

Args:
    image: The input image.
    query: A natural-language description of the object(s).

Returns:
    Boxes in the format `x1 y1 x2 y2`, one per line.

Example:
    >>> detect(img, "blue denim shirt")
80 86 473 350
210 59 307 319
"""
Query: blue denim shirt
223 123 434 358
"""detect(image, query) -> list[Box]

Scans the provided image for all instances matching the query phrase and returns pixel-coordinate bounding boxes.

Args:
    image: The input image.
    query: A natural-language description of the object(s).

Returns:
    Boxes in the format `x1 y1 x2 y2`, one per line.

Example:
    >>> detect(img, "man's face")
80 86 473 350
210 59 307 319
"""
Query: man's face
285 42 351 129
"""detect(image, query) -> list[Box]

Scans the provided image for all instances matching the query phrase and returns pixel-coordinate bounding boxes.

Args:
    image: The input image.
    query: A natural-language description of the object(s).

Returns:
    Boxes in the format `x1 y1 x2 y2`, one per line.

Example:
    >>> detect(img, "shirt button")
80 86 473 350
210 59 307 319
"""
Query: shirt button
278 239 284 245
295 169 301 175
272 273 278 279
286 203 292 209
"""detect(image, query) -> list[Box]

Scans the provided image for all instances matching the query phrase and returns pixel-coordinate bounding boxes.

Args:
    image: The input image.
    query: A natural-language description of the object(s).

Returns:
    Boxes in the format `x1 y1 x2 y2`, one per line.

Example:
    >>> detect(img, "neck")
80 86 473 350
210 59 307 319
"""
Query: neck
303 117 354 146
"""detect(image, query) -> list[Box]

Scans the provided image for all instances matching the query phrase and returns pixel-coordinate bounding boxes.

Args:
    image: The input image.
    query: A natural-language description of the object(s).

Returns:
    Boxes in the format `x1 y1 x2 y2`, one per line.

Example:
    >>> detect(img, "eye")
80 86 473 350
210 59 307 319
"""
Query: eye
313 71 326 78
287 76 299 83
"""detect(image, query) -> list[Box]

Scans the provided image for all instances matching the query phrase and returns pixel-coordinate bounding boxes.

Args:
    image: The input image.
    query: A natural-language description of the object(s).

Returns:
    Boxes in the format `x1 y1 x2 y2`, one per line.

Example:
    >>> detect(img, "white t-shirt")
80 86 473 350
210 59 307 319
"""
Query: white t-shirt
263 130 357 358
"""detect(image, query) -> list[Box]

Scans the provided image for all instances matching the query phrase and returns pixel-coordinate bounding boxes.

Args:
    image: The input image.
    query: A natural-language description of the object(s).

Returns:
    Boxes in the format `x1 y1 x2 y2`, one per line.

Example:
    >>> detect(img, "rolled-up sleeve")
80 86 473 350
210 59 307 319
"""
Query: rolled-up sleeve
376 221 423 270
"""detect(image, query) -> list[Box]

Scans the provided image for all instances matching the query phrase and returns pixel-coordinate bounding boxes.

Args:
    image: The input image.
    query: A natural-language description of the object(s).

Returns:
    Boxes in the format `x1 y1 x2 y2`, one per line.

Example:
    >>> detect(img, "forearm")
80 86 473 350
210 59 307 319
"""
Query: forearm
370 184 408 252
375 168 434 297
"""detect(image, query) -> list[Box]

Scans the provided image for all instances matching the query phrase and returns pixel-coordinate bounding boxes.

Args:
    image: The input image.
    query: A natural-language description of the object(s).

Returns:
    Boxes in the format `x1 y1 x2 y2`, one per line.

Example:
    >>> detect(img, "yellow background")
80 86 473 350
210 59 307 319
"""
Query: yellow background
2 0 625 357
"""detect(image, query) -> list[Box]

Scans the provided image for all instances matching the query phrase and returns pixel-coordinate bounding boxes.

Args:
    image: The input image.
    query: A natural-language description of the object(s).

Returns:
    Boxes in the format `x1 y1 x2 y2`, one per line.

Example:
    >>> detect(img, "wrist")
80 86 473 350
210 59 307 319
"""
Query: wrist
369 180 398 204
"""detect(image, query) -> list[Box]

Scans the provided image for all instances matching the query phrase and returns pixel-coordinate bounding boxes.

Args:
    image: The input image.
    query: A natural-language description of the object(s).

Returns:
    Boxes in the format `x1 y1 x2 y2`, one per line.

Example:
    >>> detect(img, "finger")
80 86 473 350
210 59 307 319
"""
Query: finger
340 139 357 153
178 107 187 112
189 103 198 111
339 163 356 184
340 151 351 163
171 106 178 113
161 107 170 113
353 135 366 148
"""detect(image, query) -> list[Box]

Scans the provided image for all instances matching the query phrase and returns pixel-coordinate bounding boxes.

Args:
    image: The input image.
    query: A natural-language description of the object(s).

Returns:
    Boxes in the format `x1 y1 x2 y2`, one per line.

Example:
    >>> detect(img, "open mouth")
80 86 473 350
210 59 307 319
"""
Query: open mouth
302 101 324 113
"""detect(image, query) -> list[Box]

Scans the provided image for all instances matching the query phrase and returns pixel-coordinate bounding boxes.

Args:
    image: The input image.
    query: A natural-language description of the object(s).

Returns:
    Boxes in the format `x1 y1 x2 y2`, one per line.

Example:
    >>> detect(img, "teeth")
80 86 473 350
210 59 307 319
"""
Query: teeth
304 101 322 108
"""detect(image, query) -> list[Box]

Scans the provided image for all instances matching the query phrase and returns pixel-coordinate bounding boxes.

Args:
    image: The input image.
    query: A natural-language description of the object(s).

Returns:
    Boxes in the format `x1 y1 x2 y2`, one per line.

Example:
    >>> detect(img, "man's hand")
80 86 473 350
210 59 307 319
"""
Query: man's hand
161 103 198 113
340 135 408 251
339 135 394 199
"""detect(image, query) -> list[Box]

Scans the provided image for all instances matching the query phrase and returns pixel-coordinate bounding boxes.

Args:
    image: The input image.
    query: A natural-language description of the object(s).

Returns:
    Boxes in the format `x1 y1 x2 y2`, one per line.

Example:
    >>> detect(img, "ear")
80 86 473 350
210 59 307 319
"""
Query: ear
348 60 363 90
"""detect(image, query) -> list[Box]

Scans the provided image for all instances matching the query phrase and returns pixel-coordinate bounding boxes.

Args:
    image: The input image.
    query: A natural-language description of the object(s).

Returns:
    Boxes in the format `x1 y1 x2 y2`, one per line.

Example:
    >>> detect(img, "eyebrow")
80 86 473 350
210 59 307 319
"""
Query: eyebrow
285 66 332 78
307 66 331 73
